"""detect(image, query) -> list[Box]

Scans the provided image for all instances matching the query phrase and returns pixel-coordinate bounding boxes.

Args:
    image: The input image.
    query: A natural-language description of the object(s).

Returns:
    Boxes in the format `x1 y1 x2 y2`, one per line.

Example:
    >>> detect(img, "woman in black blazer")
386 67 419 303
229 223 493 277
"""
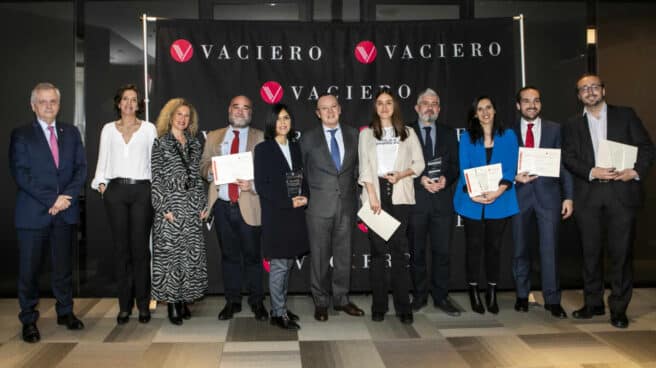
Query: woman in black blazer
254 103 309 330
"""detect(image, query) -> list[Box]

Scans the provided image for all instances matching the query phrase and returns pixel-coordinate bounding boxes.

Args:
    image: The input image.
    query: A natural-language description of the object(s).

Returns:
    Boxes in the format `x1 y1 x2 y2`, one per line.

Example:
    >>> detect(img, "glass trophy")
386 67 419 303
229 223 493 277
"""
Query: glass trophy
426 156 443 181
285 170 303 198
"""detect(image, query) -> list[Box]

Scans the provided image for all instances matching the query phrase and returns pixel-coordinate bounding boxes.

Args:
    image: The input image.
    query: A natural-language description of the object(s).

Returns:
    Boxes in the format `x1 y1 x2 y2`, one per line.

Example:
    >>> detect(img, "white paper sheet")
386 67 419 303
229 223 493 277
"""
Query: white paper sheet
517 147 561 177
211 152 254 185
597 139 638 171
357 203 401 242
463 163 502 198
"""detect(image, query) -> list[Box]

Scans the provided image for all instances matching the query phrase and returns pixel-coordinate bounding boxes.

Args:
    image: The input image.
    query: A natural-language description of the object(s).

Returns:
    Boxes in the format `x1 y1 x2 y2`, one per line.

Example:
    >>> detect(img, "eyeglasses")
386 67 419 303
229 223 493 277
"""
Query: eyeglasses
419 101 439 108
578 84 603 93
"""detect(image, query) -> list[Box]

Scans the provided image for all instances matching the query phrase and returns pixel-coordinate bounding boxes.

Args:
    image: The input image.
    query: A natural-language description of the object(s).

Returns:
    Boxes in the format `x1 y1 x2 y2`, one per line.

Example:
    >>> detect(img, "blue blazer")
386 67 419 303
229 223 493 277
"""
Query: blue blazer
512 119 573 210
9 121 87 229
453 129 519 220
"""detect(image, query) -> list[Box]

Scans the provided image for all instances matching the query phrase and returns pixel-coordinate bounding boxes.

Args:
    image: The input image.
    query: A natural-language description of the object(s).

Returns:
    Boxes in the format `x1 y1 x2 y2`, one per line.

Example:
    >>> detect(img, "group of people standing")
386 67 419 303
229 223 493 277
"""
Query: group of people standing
10 73 654 343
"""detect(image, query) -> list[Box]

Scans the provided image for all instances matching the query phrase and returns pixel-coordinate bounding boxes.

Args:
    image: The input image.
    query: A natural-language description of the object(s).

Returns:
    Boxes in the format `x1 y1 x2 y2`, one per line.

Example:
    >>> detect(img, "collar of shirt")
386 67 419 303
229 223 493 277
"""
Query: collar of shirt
322 123 341 134
583 102 608 120
37 118 57 139
227 124 249 137
520 117 541 147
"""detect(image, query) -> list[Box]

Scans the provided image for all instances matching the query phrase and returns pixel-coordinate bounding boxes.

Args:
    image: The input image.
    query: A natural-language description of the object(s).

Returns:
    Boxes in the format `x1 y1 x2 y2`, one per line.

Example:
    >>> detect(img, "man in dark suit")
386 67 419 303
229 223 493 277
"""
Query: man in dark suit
200 95 268 321
562 74 654 328
300 93 364 321
511 86 573 318
407 88 460 316
9 82 87 343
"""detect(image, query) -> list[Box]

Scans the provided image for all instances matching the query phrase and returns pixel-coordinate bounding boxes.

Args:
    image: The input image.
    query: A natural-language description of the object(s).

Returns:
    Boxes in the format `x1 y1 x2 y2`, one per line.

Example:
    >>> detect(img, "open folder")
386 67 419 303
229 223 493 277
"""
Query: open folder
597 139 637 171
357 203 401 242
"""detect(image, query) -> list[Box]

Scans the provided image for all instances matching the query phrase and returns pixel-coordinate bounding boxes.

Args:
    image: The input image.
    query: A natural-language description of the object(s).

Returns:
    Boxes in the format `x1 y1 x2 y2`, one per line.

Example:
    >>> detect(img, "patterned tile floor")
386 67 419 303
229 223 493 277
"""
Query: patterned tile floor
0 289 655 367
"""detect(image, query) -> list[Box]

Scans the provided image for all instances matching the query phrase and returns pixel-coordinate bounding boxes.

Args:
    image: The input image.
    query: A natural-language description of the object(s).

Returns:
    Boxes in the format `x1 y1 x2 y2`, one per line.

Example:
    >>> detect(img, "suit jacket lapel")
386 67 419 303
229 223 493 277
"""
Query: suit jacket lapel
605 105 621 142
341 126 356 173
579 115 596 163
33 121 58 169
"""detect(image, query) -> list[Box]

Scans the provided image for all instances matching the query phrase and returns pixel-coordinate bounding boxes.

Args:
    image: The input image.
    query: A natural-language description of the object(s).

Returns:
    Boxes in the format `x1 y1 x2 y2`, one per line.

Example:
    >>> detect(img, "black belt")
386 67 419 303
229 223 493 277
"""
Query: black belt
217 199 239 207
110 177 150 185
592 179 611 183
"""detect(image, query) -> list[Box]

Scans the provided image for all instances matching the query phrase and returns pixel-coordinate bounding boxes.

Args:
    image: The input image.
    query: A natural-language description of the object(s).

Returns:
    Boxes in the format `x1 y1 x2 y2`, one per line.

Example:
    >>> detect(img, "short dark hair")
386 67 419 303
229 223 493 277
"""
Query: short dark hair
467 95 506 144
264 103 298 142
515 86 541 103
114 84 145 118
370 88 408 141
575 73 605 93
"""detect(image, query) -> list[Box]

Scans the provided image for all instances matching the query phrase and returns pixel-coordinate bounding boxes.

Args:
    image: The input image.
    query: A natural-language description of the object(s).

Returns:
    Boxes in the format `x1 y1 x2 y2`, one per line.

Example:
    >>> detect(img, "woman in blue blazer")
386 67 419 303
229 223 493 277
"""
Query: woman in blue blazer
254 103 309 330
453 96 519 314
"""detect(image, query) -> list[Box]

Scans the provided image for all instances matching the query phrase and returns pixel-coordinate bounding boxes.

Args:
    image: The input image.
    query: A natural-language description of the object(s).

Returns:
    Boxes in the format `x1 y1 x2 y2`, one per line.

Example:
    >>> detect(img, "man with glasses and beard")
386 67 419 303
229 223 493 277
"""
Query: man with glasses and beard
407 88 460 316
562 74 654 328
200 95 268 322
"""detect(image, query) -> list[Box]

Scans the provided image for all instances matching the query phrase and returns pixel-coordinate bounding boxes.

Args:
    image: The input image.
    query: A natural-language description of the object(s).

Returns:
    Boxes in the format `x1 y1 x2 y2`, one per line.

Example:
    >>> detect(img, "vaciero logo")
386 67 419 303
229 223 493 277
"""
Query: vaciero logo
260 81 284 104
170 39 194 63
354 41 377 64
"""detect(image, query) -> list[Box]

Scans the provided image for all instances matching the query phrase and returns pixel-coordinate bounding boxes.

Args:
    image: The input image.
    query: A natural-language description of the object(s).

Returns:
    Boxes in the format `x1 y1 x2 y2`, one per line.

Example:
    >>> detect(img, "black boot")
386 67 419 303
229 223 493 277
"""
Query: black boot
181 302 191 320
485 284 499 314
168 303 183 325
468 284 485 314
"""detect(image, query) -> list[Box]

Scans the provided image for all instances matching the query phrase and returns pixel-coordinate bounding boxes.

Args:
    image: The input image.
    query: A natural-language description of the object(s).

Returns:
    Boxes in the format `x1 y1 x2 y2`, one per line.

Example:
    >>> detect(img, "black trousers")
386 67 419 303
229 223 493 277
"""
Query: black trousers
214 200 264 305
369 178 412 314
463 215 510 285
575 182 636 314
103 181 153 312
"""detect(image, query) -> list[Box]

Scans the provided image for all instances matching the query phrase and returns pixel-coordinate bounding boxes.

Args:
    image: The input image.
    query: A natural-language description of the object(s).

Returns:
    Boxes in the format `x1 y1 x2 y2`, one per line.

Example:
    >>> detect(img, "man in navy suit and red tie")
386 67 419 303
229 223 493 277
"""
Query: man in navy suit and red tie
511 86 573 318
563 74 654 328
9 83 87 343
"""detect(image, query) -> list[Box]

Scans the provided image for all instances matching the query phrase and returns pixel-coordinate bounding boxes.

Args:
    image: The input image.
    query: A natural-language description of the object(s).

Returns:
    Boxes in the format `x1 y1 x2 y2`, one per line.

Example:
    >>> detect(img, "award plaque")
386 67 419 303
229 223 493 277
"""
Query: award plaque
285 170 303 198
426 156 443 180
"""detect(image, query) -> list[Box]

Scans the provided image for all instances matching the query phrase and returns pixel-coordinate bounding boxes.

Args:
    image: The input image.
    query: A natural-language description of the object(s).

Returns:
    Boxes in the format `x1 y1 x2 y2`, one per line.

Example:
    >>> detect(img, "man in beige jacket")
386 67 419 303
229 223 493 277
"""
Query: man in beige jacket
200 95 267 321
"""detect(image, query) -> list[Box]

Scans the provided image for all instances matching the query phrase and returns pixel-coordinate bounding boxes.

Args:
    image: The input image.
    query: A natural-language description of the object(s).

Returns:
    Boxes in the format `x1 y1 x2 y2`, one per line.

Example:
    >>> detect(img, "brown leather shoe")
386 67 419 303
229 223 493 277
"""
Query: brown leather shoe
314 306 328 321
334 302 364 317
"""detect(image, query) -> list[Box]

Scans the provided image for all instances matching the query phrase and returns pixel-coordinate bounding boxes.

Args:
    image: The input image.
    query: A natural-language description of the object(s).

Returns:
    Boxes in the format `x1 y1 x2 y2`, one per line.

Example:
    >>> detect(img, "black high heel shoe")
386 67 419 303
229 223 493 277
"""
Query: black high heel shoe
168 303 183 325
485 284 499 314
468 284 485 314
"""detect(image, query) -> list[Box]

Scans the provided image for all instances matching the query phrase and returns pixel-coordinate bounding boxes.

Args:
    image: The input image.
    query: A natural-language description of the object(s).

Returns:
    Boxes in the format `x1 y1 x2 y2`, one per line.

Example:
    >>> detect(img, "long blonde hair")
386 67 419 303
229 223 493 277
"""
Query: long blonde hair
156 98 199 137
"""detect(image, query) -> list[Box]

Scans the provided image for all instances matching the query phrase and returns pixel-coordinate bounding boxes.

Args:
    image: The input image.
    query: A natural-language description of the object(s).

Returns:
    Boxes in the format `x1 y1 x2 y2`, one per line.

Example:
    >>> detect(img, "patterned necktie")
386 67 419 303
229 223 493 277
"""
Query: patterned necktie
423 126 433 159
228 130 240 202
525 123 535 148
328 128 341 171
48 125 59 168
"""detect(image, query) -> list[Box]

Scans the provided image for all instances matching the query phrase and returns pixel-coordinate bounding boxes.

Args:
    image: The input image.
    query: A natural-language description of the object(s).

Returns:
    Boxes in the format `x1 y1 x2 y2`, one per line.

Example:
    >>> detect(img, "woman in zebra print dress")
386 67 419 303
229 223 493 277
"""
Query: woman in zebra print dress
151 98 208 325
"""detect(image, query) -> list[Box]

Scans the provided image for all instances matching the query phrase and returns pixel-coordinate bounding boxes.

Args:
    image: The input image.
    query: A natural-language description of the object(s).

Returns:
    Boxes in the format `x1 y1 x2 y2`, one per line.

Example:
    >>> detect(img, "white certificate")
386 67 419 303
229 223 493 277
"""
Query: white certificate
463 163 502 198
597 139 637 171
517 147 561 177
211 152 254 185
357 203 401 242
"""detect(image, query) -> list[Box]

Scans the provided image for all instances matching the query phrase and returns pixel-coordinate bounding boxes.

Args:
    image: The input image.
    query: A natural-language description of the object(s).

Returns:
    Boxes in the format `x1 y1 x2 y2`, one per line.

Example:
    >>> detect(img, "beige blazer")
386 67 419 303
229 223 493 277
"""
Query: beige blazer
358 126 425 205
200 127 264 226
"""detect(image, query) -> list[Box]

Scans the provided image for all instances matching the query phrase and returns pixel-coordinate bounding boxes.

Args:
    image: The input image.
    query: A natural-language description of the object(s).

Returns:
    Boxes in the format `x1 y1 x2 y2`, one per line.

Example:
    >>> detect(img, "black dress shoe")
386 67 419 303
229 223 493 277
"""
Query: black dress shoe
138 310 151 323
22 323 40 343
397 313 414 325
314 306 328 321
435 298 461 317
468 284 485 314
250 302 269 321
218 303 242 320
168 303 183 325
485 284 499 314
610 313 629 328
514 298 529 312
334 302 365 316
270 314 301 330
371 312 385 322
544 304 567 319
411 298 427 312
181 303 191 320
116 311 131 325
286 310 300 322
572 305 605 319
57 313 85 330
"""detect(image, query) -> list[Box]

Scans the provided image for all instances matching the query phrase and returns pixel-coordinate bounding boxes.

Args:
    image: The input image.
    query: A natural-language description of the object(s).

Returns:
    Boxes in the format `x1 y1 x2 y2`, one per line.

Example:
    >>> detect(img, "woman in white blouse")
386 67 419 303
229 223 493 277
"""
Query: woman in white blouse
358 89 425 325
91 84 157 325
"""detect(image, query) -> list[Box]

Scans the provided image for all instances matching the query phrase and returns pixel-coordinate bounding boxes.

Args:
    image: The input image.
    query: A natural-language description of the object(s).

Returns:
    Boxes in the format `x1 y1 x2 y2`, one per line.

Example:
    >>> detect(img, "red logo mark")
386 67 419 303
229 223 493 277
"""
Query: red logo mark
354 41 377 64
260 81 284 104
170 39 193 63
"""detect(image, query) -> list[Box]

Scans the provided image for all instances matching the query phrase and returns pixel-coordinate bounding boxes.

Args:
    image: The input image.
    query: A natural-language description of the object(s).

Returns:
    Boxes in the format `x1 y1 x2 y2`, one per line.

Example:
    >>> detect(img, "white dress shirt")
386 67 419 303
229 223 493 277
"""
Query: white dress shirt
584 102 608 164
277 141 293 170
520 117 542 147
91 121 157 189
37 119 58 142
217 125 251 201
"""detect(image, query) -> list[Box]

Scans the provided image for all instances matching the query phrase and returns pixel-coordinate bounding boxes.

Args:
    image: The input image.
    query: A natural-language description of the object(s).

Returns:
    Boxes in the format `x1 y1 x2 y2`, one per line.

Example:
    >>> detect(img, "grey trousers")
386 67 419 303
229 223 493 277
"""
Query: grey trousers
269 258 295 317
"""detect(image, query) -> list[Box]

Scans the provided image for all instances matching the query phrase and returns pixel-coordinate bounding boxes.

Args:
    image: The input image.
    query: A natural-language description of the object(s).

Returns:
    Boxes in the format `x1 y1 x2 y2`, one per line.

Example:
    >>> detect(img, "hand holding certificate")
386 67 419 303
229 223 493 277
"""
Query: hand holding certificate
211 152 254 185
357 203 401 242
463 163 502 198
596 139 637 171
517 147 561 177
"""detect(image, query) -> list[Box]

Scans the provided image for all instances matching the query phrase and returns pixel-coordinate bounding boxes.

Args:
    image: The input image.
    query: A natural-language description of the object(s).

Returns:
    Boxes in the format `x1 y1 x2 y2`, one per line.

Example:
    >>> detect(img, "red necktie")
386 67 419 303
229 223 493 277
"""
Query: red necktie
525 123 535 148
48 126 59 167
228 130 240 202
